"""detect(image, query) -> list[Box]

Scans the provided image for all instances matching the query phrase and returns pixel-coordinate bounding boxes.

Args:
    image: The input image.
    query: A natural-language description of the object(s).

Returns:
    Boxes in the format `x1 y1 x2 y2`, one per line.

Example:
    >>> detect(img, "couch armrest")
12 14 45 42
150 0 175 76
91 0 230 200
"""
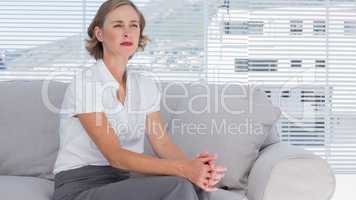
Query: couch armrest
247 142 335 200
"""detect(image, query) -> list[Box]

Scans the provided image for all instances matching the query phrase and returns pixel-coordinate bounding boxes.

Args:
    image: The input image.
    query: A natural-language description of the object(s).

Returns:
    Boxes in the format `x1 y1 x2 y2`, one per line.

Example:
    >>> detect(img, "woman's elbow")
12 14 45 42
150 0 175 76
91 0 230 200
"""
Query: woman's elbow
106 149 130 170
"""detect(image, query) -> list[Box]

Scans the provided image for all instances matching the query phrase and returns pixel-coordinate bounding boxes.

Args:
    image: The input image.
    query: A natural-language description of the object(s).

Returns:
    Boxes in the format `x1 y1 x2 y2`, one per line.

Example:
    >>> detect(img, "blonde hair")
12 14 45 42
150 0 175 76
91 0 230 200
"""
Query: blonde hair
85 0 149 60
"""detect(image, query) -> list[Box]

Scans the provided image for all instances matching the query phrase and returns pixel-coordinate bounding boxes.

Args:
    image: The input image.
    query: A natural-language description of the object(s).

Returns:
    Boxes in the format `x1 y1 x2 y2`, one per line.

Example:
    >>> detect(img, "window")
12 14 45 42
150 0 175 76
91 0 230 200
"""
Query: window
313 20 326 35
0 0 206 81
280 120 325 146
264 87 328 147
208 0 356 174
1 0 356 175
290 20 303 35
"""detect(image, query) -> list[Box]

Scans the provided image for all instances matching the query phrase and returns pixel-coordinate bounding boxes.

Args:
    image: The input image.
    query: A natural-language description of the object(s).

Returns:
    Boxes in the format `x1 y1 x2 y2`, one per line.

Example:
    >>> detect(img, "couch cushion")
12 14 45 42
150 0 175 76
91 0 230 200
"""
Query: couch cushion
153 82 280 190
208 189 248 200
0 80 68 179
0 176 54 200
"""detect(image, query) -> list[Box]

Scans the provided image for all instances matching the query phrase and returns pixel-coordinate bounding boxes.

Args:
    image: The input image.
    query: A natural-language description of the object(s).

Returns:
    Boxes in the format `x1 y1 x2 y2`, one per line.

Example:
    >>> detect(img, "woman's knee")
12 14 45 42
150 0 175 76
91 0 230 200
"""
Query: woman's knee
163 176 199 200
167 176 194 189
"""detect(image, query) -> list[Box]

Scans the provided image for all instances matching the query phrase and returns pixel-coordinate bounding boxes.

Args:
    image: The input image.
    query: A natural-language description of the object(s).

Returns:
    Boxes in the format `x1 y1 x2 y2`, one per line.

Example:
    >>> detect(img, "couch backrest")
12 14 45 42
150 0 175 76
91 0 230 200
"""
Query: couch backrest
0 80 68 179
0 79 280 184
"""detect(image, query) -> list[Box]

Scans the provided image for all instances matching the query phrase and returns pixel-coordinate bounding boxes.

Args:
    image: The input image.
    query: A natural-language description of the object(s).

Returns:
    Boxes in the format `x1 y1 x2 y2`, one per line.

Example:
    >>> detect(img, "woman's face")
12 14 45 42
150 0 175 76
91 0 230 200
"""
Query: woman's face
96 5 141 60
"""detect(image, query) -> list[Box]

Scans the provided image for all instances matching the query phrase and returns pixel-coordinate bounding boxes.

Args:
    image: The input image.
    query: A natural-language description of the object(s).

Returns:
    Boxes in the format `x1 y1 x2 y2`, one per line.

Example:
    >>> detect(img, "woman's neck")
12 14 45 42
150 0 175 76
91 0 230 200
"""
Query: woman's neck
102 55 128 84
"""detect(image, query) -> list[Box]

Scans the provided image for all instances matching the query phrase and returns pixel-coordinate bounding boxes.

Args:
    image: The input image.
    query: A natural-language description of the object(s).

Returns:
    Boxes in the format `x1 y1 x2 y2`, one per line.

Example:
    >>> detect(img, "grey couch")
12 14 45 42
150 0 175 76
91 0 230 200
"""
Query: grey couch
0 80 335 200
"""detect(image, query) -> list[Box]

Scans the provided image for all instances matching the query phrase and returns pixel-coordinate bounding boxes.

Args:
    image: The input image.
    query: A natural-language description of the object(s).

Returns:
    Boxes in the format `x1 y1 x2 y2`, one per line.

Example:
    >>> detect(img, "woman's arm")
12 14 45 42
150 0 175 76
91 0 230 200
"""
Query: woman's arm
145 111 188 160
76 112 216 191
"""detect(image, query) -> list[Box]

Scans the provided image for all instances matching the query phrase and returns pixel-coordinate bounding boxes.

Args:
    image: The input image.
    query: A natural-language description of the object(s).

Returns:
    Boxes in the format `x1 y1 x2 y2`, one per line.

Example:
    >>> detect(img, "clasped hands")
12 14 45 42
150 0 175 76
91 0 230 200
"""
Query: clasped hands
184 151 227 192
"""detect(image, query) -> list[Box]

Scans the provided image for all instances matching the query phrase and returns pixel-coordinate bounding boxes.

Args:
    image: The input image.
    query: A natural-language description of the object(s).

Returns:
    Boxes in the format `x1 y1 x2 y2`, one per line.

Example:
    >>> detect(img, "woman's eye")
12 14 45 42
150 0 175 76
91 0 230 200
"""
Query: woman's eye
113 24 138 28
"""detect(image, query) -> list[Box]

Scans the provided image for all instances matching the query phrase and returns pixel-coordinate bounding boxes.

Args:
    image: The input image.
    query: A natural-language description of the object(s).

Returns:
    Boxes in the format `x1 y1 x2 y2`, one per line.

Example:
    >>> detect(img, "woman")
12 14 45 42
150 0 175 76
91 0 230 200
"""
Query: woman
53 1 226 200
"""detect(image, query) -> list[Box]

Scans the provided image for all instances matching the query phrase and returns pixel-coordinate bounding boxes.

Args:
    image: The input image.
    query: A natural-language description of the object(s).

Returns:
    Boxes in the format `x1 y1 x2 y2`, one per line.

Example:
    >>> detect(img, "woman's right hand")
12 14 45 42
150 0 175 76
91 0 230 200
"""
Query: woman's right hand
180 156 218 192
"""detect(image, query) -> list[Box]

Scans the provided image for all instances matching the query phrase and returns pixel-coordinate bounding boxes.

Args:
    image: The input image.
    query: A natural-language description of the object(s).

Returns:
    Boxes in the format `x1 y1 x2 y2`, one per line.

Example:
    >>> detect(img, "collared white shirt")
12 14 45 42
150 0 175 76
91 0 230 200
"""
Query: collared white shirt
53 60 160 174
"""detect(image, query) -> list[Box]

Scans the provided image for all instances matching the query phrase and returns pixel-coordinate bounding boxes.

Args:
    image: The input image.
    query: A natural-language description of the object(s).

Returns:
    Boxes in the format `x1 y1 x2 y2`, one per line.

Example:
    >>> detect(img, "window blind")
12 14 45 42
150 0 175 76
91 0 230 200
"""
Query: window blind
207 0 356 174
0 0 355 173
0 0 209 81
0 0 88 81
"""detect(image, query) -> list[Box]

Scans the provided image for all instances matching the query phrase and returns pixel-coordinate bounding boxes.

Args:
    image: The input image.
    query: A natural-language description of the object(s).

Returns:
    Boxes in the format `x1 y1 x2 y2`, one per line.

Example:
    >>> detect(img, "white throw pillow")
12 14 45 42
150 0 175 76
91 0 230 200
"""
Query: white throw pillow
163 82 281 190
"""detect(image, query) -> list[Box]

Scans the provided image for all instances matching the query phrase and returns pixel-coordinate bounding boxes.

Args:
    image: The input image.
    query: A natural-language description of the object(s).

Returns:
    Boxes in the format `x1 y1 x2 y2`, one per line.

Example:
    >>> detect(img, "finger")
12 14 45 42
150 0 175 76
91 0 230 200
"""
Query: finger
202 185 218 192
208 163 216 172
205 175 212 186
198 152 217 159
208 154 218 165
197 153 215 163
198 155 217 163
208 174 225 187
198 179 219 192
197 183 209 191
208 160 214 166
209 179 220 187
195 179 216 192
204 173 216 186
208 178 218 186
211 165 227 173
211 173 225 182
195 150 210 158
200 177 210 188
200 172 221 192
209 171 224 180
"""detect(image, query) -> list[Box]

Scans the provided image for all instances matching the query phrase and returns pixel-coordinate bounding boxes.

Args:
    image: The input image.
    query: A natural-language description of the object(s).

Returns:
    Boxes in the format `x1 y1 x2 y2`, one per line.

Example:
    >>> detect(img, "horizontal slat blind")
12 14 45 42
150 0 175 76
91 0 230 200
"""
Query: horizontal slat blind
1 0 355 173
328 1 356 173
128 0 209 81
0 0 208 81
0 0 89 81
207 0 356 173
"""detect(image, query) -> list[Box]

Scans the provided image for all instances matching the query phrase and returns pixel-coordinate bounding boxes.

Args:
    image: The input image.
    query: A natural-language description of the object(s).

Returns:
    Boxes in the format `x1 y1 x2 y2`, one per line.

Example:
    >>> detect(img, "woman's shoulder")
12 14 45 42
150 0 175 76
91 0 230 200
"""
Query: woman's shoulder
61 66 106 116
79 64 103 83
65 68 96 90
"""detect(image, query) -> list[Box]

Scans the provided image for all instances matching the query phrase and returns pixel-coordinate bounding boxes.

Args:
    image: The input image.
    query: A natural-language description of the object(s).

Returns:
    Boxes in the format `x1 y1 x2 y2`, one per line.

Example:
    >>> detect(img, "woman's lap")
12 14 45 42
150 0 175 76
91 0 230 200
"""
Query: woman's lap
53 165 207 200
75 175 204 200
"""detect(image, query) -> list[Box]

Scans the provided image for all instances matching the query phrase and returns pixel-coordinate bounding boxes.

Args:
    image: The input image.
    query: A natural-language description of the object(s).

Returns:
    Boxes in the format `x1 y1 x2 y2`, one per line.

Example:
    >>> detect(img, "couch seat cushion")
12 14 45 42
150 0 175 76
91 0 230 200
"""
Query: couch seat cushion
0 176 54 200
208 189 248 200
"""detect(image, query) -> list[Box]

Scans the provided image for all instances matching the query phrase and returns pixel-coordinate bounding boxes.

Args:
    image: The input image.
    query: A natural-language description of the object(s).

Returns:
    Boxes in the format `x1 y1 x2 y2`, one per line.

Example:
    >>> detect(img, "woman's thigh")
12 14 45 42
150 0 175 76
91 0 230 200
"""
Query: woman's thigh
74 175 207 200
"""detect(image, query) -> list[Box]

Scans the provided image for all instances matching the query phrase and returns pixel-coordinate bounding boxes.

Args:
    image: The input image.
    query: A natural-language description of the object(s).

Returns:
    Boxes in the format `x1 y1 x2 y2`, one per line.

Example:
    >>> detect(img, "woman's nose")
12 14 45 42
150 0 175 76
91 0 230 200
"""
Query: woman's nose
123 27 130 37
123 33 128 38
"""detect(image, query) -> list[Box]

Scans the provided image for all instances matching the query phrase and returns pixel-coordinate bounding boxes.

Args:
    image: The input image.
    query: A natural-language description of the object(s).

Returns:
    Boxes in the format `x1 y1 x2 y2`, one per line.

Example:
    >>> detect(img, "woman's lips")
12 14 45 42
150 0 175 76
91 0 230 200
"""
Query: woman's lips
120 42 133 46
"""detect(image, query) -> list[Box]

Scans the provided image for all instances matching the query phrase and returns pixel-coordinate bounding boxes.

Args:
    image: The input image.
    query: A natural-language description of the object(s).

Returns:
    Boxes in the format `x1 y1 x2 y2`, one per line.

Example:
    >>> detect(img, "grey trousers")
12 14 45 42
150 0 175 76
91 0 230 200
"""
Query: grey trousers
53 165 208 200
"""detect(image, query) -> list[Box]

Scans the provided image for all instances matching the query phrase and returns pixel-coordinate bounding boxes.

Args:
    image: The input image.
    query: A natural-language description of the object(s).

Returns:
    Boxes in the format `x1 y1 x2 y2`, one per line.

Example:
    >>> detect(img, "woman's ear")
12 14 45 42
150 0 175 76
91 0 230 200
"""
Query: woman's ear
94 26 103 42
